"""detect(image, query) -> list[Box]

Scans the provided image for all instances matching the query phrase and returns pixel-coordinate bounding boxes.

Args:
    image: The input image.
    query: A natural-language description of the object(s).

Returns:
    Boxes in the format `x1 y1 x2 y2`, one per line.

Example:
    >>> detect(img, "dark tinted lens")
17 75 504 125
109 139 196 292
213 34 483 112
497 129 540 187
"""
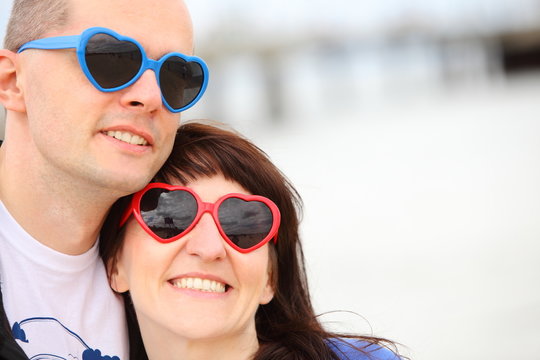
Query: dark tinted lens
85 33 142 89
140 189 198 240
160 56 204 109
218 198 273 249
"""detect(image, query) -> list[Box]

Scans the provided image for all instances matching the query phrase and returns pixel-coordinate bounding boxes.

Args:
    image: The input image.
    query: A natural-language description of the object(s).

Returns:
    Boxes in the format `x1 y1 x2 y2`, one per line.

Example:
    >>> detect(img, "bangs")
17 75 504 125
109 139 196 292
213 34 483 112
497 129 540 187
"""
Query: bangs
153 122 268 192
151 122 301 227
155 143 225 184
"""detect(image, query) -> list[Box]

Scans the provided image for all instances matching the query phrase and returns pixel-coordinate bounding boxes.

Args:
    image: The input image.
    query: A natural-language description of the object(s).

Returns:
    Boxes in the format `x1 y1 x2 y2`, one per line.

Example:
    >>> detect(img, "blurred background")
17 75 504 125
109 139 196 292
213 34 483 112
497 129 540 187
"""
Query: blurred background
2 1 540 359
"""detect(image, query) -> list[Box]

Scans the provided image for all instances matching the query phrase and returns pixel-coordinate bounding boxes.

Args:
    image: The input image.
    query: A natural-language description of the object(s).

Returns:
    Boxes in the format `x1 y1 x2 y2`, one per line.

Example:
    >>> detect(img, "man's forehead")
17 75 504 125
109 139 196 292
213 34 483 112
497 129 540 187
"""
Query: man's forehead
59 0 194 55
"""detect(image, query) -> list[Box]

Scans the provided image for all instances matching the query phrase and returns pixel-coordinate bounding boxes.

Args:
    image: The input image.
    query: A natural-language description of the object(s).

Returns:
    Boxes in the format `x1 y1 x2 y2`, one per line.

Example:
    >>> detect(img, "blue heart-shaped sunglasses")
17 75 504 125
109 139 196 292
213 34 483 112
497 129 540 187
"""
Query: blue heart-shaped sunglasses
18 27 209 113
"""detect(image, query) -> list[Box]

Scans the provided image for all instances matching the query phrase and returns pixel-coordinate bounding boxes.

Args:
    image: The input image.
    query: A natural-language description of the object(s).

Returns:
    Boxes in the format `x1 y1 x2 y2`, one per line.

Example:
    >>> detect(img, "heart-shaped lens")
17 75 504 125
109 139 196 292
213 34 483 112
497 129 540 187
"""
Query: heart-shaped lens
140 189 198 241
160 56 205 110
85 33 142 89
218 197 274 249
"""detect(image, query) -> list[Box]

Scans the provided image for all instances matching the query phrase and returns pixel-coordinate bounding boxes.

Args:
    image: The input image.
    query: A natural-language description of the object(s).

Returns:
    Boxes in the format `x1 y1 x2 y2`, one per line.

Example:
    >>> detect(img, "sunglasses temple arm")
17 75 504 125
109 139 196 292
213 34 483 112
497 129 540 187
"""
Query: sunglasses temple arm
119 208 133 228
18 35 80 53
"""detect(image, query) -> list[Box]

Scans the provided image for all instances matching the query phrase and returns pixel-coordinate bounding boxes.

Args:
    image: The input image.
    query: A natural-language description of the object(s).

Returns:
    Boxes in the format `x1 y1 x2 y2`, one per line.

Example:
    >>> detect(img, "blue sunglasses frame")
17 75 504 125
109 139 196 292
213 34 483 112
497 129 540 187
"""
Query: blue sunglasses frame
18 27 209 113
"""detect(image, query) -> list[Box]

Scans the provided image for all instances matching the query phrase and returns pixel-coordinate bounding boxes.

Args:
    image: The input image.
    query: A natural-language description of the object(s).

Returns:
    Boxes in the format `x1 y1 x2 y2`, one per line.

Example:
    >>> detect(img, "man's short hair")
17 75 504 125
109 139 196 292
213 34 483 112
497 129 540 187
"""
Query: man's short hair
4 0 69 52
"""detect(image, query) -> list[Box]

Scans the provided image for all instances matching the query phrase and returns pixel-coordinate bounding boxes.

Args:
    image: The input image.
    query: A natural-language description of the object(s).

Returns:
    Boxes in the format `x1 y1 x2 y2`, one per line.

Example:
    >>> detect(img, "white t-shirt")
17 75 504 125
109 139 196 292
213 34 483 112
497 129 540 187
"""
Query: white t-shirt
0 201 128 359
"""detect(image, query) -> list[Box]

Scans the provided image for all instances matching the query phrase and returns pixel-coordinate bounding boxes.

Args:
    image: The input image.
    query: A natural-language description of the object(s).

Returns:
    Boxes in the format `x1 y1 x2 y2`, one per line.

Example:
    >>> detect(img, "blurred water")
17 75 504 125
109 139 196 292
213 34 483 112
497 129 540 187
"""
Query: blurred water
234 79 540 360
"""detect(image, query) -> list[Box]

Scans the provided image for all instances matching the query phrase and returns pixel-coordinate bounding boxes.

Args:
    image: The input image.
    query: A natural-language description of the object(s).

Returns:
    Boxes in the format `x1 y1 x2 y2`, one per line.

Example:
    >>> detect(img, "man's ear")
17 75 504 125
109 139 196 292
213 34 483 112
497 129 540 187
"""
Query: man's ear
108 257 130 293
0 49 26 113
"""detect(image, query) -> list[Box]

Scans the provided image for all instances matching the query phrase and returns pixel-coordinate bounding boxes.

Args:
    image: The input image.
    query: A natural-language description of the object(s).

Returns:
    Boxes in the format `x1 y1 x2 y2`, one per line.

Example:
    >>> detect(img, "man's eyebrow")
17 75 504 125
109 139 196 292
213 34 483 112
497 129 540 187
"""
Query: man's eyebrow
157 44 196 57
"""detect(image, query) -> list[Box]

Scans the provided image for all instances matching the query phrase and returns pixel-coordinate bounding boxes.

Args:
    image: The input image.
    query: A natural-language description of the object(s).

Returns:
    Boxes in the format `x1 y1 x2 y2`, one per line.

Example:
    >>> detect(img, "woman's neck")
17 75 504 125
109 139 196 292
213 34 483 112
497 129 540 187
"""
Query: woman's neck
143 327 260 360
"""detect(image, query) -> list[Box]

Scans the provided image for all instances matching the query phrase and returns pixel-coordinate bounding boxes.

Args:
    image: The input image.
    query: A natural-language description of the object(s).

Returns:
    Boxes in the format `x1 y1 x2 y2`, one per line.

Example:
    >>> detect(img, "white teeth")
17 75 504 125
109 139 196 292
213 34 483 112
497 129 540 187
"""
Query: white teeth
105 130 148 146
120 132 131 142
172 277 226 293
203 279 211 290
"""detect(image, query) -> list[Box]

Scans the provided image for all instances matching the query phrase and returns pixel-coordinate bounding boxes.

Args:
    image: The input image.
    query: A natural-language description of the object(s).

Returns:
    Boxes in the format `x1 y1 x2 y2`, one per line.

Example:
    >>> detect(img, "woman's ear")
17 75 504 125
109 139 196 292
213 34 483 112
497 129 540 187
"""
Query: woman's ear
259 258 276 305
259 245 277 305
259 278 275 305
0 49 26 112
108 257 130 293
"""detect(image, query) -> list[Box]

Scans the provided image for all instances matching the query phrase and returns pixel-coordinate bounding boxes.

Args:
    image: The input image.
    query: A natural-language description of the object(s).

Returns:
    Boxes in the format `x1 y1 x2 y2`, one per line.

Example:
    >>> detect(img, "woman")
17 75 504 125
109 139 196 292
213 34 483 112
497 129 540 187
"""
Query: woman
100 122 403 360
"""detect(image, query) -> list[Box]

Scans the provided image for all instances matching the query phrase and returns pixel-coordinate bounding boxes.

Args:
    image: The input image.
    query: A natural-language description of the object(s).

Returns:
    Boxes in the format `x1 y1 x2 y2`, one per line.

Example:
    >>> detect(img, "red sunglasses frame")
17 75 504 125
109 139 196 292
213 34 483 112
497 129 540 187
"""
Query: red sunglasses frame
120 182 280 253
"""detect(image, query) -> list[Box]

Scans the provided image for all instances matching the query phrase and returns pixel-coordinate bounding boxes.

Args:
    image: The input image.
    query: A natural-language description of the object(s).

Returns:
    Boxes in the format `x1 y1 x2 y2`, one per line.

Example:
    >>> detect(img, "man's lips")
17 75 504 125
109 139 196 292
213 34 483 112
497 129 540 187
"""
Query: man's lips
103 130 150 146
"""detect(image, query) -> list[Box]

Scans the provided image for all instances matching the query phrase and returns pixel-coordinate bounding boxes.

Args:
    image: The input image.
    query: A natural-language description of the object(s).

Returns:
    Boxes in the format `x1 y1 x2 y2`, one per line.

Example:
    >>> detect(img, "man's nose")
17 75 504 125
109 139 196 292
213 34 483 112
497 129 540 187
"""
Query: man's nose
119 69 162 113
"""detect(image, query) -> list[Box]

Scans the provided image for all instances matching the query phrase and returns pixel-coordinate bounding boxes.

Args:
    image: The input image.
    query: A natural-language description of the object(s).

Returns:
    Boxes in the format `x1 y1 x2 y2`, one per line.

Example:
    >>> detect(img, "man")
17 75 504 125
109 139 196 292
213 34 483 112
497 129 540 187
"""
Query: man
0 0 207 358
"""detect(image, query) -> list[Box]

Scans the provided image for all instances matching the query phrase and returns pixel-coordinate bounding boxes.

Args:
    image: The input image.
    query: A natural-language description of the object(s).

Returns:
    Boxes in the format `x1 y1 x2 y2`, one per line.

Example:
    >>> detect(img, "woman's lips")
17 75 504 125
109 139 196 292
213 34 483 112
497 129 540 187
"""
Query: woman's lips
169 276 230 293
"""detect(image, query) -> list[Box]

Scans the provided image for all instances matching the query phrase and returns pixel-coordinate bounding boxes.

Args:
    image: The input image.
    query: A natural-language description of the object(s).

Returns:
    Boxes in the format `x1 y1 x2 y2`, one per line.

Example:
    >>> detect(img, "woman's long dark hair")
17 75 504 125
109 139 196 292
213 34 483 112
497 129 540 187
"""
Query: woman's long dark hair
101 121 402 360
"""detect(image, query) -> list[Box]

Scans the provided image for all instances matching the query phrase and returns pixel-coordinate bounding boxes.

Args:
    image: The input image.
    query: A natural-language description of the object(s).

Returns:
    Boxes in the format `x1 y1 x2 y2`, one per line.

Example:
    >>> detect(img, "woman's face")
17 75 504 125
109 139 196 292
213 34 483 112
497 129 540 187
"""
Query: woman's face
111 174 275 343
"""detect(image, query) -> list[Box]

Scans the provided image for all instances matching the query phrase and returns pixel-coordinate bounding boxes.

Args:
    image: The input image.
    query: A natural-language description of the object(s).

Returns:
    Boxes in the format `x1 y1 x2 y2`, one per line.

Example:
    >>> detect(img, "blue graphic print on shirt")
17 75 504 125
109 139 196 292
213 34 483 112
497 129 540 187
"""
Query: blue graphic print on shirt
12 317 119 360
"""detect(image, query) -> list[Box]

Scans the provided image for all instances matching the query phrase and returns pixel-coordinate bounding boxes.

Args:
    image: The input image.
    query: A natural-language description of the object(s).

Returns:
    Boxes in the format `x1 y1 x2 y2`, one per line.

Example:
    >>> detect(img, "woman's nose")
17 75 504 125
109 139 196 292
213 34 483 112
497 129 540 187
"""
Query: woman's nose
184 213 227 261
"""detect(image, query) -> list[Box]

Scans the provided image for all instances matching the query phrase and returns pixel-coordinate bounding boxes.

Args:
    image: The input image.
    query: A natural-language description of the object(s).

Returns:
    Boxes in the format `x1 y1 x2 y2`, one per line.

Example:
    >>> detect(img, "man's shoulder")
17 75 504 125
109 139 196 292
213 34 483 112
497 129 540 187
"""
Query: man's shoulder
327 338 401 360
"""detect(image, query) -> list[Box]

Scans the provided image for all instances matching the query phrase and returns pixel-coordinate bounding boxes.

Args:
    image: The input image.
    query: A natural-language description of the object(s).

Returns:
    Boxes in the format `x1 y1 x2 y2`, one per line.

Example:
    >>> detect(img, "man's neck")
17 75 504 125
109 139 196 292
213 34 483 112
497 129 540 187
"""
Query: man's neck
0 147 119 255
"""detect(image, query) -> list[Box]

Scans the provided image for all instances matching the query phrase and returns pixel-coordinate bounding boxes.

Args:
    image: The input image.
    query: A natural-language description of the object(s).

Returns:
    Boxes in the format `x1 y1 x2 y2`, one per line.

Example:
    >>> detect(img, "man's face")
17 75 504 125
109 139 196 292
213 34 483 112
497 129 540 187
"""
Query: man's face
16 0 194 195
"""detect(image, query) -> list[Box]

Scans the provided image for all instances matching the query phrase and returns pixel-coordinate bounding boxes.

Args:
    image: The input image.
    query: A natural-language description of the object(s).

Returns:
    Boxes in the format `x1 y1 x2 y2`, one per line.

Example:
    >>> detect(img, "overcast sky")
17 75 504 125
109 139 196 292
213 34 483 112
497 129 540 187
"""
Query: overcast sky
0 0 12 44
2 0 540 44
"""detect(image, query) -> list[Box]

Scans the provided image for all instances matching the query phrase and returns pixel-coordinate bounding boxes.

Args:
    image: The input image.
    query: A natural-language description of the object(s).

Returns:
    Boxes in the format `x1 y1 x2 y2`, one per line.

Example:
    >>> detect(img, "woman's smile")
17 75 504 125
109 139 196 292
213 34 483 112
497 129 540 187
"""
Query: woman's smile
169 276 227 293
